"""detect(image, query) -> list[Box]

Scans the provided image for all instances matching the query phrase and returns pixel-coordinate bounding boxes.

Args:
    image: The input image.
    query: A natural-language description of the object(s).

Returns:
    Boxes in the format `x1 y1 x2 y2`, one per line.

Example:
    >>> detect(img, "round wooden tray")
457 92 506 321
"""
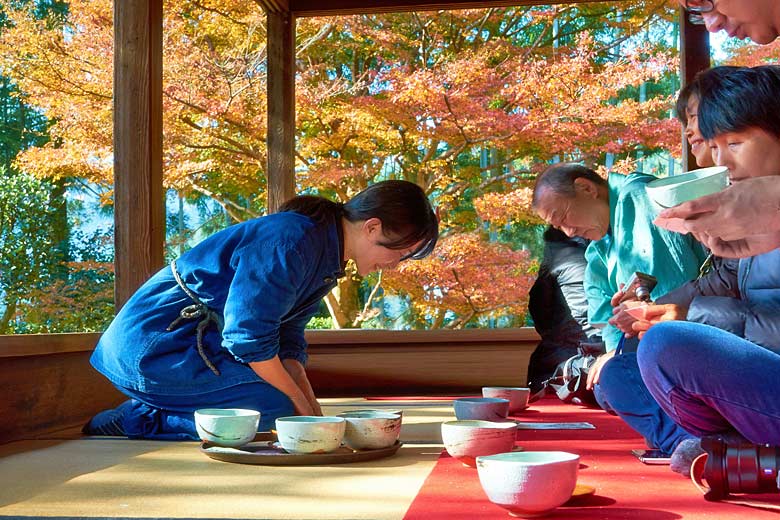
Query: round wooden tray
200 431 402 465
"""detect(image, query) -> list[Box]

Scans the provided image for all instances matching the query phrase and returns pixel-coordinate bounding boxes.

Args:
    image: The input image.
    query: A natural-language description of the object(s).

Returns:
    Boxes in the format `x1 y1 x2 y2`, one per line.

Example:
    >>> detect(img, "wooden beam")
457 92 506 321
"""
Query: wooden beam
680 7 710 172
266 10 297 212
113 0 165 309
288 0 606 17
255 0 290 14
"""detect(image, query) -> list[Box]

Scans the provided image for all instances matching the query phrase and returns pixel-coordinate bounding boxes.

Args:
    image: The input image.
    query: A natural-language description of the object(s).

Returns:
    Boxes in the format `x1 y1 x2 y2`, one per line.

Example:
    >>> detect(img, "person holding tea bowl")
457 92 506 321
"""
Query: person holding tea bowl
194 408 261 448
441 420 518 467
477 451 580 517
453 397 510 421
337 410 402 450
482 387 531 414
275 416 345 454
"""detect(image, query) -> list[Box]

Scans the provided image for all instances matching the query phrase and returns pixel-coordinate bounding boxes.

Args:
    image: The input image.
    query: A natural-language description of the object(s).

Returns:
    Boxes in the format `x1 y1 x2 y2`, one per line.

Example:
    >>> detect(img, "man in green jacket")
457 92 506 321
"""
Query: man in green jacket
533 163 707 460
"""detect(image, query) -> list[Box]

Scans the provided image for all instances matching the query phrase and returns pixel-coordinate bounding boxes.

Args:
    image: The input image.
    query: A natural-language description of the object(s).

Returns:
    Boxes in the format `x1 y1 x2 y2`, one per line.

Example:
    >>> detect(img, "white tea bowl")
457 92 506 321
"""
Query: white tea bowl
194 408 260 448
645 166 728 209
274 416 346 454
476 451 580 517
337 410 402 450
441 420 518 467
482 387 531 414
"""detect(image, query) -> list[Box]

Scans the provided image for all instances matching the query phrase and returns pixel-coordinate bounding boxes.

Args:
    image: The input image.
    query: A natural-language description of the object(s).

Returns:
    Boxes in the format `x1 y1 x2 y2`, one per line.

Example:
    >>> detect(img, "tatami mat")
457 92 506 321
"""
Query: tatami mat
0 399 451 520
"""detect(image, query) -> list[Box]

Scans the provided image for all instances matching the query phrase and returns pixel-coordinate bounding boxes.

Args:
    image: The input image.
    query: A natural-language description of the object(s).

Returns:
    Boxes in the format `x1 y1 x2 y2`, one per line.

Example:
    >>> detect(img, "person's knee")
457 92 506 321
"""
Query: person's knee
596 354 631 397
637 322 680 371
637 321 701 376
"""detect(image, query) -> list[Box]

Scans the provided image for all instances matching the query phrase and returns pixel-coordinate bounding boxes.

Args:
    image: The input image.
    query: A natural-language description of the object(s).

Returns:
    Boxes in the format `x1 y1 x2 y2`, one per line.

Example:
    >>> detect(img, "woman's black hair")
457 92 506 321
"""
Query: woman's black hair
696 65 780 139
531 162 606 209
675 66 743 125
278 179 439 260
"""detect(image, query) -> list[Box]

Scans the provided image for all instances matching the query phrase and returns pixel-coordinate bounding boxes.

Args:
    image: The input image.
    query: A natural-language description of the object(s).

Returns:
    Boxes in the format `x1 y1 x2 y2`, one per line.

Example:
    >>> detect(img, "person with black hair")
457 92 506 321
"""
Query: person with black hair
526 226 600 395
635 65 780 472
657 1 780 257
532 163 707 457
675 66 743 170
83 180 438 439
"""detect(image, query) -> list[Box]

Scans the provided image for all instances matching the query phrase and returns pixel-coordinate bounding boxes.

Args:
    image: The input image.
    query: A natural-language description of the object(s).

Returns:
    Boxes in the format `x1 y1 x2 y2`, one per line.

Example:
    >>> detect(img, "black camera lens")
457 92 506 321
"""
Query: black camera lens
702 435 780 500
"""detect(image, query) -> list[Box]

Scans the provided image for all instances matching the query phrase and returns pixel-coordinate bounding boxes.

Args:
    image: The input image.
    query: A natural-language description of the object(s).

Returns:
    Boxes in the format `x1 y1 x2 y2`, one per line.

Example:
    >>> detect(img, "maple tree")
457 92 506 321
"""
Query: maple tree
0 0 685 330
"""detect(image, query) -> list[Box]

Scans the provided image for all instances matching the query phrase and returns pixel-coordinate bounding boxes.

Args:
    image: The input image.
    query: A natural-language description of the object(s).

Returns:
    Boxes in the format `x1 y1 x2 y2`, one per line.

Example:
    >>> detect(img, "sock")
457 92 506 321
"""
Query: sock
82 399 135 436
670 437 704 476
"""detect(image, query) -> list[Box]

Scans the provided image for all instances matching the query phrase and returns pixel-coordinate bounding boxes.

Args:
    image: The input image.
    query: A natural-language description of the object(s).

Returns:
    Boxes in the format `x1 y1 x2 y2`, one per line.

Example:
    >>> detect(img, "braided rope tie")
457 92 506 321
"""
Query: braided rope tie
167 260 221 376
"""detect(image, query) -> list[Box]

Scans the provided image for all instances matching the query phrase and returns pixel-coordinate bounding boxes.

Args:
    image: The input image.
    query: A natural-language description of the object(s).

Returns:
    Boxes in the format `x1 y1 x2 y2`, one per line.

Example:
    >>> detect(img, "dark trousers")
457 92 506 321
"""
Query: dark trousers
116 381 295 440
594 345 694 455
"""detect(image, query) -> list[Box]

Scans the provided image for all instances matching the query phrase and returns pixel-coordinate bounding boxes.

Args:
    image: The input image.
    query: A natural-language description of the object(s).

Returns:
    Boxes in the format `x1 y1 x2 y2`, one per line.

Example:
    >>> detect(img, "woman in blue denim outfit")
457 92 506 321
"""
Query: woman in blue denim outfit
84 180 438 439
633 65 780 471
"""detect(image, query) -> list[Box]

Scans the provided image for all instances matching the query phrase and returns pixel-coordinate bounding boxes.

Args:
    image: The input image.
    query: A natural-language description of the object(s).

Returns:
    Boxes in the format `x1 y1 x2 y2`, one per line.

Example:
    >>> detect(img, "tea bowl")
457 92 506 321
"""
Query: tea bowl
476 451 580 517
453 397 510 421
441 420 518 467
337 410 402 450
482 387 531 414
341 408 403 418
645 166 728 209
194 408 261 447
275 416 346 454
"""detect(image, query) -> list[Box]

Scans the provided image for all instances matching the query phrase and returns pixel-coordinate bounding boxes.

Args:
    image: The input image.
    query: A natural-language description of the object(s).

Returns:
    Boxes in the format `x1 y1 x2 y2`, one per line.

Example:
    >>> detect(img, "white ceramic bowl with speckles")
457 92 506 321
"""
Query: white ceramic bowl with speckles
482 387 531 414
275 416 346 454
194 408 260 447
337 410 402 450
453 397 510 421
476 451 580 517
645 166 728 209
441 420 518 467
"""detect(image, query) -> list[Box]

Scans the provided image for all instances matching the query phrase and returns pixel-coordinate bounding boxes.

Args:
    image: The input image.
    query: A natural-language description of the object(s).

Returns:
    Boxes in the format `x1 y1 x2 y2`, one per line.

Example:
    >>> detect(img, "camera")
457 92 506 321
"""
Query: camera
701 434 780 500
621 271 658 302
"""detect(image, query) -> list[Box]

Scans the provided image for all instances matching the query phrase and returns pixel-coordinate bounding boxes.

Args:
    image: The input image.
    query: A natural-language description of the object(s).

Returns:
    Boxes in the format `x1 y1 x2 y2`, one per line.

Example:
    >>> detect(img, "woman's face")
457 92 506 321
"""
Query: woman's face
683 0 780 44
710 127 780 183
350 219 422 276
685 95 716 168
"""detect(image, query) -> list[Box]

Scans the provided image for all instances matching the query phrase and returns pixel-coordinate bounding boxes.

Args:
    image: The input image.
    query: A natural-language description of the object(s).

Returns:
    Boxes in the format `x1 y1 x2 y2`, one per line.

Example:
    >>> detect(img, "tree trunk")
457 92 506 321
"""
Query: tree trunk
324 270 362 329
0 296 17 334
49 177 70 279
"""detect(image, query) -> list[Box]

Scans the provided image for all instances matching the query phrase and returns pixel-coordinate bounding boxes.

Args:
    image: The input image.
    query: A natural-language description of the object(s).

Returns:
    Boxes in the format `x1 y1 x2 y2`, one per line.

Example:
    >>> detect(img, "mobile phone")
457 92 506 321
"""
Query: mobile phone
631 448 671 465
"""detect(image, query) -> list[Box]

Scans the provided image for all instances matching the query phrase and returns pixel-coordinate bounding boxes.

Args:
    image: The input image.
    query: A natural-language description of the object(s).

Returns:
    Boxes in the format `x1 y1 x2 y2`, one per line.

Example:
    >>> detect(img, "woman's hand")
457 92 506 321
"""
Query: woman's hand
631 304 688 339
249 356 314 416
586 350 616 391
281 358 323 416
654 177 780 258
609 301 647 336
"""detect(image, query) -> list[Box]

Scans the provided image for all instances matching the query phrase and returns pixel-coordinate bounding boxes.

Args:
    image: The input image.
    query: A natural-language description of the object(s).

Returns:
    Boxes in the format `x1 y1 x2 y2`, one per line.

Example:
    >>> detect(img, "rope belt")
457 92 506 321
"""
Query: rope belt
166 260 221 376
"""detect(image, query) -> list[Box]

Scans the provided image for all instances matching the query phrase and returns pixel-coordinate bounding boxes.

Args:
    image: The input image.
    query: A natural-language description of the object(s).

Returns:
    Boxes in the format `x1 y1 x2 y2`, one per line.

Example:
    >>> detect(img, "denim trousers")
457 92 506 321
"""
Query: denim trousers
594 347 694 455
116 381 295 440
638 321 780 445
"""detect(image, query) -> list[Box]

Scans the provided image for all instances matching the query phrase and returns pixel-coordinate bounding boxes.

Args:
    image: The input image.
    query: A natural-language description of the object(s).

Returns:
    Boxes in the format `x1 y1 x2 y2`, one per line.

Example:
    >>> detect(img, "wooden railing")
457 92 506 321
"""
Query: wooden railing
0 328 540 444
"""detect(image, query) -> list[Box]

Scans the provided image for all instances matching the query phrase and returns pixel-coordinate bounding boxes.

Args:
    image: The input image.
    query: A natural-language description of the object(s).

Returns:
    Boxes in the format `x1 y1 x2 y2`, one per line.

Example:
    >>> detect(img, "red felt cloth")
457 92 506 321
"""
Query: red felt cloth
403 398 780 519
366 395 480 401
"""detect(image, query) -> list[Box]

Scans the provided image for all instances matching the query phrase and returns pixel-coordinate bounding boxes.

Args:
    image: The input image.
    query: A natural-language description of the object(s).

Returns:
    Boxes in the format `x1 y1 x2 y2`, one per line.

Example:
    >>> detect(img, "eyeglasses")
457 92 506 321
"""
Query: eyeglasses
684 0 715 26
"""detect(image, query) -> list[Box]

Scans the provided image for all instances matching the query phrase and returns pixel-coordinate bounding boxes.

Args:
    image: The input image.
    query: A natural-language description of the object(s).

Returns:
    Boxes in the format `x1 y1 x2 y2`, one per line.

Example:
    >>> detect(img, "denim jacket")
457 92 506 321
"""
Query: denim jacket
90 211 345 395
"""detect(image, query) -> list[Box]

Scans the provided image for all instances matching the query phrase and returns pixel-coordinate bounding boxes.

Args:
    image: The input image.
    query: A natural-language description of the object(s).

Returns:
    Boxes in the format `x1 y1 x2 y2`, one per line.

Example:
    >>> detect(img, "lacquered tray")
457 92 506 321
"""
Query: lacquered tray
200 432 402 465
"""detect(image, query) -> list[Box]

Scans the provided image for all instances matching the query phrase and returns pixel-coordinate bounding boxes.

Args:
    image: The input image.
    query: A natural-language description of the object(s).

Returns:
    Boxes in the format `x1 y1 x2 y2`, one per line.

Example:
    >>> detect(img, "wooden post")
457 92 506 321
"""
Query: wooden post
680 8 710 172
266 10 296 213
113 0 165 310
